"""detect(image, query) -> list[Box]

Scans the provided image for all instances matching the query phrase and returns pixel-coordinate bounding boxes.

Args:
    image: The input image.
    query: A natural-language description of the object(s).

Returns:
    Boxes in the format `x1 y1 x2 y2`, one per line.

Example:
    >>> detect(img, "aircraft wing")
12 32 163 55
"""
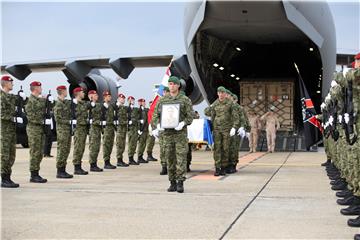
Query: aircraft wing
1 54 174 82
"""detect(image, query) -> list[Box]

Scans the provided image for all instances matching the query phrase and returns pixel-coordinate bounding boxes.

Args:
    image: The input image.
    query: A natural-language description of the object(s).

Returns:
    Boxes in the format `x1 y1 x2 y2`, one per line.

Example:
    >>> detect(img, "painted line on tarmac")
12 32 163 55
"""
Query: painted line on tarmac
218 152 293 240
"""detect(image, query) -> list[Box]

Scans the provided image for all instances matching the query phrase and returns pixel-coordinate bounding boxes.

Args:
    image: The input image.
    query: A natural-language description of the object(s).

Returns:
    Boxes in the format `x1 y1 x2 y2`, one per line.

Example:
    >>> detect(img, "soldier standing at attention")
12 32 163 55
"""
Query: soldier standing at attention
261 109 280 153
146 100 158 162
102 91 117 169
115 93 129 167
72 87 89 175
248 110 261 153
26 81 53 183
137 98 149 164
204 86 239 176
127 96 140 165
152 76 194 193
53 85 73 178
116 93 129 167
88 90 103 172
1 75 24 188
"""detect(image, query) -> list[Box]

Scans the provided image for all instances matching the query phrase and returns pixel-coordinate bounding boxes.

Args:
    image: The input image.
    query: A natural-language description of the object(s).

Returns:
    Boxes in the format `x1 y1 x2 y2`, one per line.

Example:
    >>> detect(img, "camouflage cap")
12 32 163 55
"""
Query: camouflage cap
168 76 180 85
217 86 226 92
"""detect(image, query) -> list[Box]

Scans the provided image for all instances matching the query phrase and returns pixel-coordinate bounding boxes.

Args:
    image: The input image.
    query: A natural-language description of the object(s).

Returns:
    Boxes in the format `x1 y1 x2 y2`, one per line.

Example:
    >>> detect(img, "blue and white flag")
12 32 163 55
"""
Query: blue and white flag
187 119 213 145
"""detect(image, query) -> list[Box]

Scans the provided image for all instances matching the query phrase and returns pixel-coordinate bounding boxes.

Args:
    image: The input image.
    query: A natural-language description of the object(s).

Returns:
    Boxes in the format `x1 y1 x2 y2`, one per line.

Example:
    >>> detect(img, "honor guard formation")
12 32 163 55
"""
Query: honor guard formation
1 53 360 239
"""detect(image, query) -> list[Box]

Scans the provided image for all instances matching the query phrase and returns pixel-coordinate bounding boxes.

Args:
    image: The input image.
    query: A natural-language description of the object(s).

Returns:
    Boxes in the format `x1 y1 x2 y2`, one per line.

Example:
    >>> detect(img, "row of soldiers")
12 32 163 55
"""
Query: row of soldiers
320 53 360 240
1 76 159 188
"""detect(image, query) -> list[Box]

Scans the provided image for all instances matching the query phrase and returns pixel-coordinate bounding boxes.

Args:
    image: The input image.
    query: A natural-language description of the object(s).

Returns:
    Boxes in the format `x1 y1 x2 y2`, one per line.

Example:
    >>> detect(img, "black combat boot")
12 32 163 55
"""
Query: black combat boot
331 178 346 186
226 165 233 174
74 164 88 175
30 170 47 183
355 234 360 240
337 196 360 206
146 152 158 161
336 189 353 198
137 155 148 164
348 215 360 227
128 156 139 165
56 167 73 178
117 158 129 167
167 181 177 192
177 180 184 193
220 168 226 176
104 160 116 169
160 166 167 175
341 205 360 216
90 163 103 172
331 181 347 191
321 159 331 167
1 174 19 188
214 168 221 176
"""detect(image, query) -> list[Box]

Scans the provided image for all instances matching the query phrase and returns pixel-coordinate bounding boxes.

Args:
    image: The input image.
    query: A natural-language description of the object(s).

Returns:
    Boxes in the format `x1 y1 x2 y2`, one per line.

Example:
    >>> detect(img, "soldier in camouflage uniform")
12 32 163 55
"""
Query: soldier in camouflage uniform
72 87 89 175
146 100 158 162
102 91 117 169
152 76 193 193
127 96 140 165
228 93 249 174
156 86 170 175
25 81 53 183
136 98 149 163
53 85 73 178
1 75 23 188
115 93 129 167
88 90 103 172
204 86 239 176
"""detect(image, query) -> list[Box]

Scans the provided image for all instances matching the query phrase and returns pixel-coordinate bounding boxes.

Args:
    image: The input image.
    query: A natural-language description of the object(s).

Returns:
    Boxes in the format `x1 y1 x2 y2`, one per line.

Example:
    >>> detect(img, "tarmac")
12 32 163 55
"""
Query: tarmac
1 141 359 239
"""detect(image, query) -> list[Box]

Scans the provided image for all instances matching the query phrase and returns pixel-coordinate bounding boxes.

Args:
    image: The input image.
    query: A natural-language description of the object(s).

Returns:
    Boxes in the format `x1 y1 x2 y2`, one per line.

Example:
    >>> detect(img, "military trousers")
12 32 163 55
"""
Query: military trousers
27 123 45 172
56 124 71 168
127 126 138 157
1 120 16 175
89 124 102 164
116 125 127 160
213 129 230 169
249 129 259 152
72 124 88 165
146 135 155 155
103 125 115 162
137 130 148 156
229 135 240 166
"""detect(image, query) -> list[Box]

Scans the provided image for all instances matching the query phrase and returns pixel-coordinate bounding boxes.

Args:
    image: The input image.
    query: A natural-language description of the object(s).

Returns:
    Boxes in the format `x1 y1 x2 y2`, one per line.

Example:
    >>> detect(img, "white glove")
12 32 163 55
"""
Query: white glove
140 120 144 124
148 124 153 133
329 116 334 125
71 120 77 125
128 120 132 125
45 119 52 125
101 121 107 126
91 102 95 107
237 127 246 138
72 99 78 104
89 119 93 124
152 129 159 138
116 101 121 107
338 115 343 123
344 113 350 124
157 123 164 131
137 130 143 135
320 103 326 110
330 80 338 88
230 127 236 137
114 120 119 125
48 96 54 103
245 132 250 139
19 92 26 100
16 117 23 124
103 103 109 108
175 121 185 131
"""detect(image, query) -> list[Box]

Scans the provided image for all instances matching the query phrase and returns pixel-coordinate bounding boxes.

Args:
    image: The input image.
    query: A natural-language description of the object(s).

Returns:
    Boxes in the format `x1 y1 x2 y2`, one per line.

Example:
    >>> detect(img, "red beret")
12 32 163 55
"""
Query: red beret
30 81 41 87
103 91 111 96
88 90 97 95
351 61 355 68
118 93 125 98
1 75 13 82
355 52 360 60
138 98 145 102
73 87 83 94
127 96 135 100
56 85 67 91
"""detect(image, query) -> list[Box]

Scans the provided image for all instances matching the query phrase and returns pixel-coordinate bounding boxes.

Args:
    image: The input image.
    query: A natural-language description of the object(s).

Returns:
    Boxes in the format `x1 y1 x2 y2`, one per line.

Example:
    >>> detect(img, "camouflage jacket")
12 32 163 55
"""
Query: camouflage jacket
89 102 102 126
127 105 139 129
75 100 89 126
54 98 71 126
153 93 194 135
25 94 46 125
0 90 17 122
204 98 239 131
104 103 116 126
138 106 149 132
116 104 128 127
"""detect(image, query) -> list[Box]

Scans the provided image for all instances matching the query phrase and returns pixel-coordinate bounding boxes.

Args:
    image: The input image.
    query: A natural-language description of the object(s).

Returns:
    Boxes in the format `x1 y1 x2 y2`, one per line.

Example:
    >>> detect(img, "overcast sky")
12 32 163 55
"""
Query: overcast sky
1 1 359 115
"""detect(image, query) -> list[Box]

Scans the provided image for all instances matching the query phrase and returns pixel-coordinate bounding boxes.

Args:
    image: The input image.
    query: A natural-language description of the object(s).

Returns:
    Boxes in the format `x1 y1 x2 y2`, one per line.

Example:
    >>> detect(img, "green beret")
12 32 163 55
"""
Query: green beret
232 94 238 101
163 86 169 92
168 76 180 85
226 89 232 95
217 86 226 92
